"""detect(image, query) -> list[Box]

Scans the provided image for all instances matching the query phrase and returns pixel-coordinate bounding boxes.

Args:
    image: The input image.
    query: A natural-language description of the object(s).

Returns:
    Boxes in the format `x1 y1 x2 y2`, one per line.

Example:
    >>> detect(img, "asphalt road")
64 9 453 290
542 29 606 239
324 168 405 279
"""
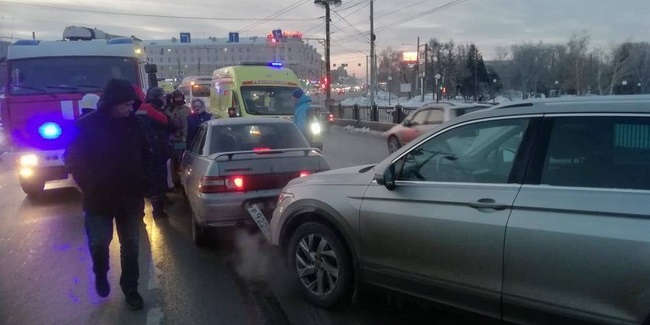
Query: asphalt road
0 127 498 325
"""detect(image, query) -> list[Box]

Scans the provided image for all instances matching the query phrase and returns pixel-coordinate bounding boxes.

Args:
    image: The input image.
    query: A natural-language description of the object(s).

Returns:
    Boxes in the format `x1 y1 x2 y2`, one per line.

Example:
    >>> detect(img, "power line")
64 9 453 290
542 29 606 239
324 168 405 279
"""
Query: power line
0 1 317 21
376 0 471 32
334 0 472 44
239 0 311 32
333 10 369 42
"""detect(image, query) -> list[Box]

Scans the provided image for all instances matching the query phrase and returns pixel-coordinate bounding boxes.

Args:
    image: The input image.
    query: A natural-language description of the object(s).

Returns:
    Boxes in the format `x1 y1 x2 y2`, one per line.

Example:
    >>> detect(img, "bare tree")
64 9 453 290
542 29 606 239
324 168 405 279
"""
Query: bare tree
629 42 650 93
606 43 634 94
566 33 590 95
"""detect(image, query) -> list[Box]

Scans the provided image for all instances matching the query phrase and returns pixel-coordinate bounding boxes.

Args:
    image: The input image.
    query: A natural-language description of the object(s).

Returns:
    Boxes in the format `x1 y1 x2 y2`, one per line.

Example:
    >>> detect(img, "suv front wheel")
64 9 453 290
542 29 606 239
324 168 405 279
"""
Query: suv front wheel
287 222 353 309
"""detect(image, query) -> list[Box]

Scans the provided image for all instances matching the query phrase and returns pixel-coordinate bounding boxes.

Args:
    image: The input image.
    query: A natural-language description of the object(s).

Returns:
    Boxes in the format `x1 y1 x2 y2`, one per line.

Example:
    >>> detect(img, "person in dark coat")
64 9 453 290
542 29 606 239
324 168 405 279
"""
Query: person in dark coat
137 87 175 219
65 78 151 310
186 98 212 144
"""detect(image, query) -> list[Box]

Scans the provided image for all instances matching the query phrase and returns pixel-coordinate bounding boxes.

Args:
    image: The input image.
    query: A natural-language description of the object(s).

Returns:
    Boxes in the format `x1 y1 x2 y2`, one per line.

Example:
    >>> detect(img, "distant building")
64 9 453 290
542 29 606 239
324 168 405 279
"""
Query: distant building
143 32 323 82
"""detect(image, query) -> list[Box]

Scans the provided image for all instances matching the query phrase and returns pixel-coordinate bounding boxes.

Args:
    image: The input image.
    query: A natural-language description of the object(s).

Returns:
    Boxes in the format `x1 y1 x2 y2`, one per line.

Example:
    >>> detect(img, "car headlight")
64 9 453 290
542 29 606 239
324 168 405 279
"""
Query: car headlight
19 154 38 166
310 121 321 135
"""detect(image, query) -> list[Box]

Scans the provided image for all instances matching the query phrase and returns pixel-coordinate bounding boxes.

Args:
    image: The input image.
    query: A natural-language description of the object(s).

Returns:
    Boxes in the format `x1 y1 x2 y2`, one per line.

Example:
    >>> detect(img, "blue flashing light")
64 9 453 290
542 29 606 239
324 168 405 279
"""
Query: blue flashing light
107 38 134 44
38 122 63 140
12 39 41 46
268 62 283 68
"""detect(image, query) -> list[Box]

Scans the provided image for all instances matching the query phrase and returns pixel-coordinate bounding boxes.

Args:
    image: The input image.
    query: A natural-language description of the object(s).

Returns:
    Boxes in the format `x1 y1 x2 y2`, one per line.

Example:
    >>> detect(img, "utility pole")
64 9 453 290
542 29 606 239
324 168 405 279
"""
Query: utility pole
366 55 369 94
315 0 341 108
415 36 420 95
421 43 427 102
369 0 376 106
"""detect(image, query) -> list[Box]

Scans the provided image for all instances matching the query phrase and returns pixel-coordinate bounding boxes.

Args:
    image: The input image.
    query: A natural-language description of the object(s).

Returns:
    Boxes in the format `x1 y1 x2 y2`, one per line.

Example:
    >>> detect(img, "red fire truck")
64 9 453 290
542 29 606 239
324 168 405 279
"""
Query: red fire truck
0 26 157 197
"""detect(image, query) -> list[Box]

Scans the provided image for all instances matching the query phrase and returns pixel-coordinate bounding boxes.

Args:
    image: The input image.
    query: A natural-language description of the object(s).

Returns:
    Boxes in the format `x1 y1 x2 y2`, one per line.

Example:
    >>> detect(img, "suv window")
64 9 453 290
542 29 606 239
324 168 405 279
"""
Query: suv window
397 118 529 183
541 116 650 190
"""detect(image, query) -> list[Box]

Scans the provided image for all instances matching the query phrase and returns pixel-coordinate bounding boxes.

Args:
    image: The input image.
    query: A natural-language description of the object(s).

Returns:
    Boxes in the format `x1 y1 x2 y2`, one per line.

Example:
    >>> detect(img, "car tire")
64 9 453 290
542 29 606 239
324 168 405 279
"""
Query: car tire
287 222 353 309
387 136 401 153
20 178 45 198
191 212 207 246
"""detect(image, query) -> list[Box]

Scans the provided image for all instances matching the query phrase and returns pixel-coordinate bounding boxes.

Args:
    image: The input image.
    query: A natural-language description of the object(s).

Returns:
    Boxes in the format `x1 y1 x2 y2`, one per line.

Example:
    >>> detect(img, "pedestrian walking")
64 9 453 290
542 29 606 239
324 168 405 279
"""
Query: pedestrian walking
65 78 152 310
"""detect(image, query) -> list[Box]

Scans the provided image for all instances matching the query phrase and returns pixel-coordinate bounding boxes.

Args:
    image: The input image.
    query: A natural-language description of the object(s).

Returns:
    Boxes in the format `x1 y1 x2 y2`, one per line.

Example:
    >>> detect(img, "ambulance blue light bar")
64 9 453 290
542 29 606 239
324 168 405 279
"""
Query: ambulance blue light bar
268 62 283 68
107 38 135 44
13 40 41 46
38 122 63 140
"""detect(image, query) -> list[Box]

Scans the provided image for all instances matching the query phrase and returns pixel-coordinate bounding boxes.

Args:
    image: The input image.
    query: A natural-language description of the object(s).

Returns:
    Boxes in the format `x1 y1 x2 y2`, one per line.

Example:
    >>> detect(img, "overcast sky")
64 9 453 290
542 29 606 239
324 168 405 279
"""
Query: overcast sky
3 0 650 78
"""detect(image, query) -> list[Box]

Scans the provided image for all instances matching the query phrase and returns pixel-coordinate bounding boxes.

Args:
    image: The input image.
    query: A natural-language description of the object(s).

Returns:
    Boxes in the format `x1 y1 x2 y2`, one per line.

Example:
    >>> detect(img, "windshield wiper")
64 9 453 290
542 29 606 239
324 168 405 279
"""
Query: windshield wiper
74 84 103 90
10 84 48 93
46 85 79 91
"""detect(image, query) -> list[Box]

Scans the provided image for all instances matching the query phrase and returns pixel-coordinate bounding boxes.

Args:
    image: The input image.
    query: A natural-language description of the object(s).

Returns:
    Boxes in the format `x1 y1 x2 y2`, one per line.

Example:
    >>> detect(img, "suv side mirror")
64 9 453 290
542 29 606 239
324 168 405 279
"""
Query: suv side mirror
376 163 396 190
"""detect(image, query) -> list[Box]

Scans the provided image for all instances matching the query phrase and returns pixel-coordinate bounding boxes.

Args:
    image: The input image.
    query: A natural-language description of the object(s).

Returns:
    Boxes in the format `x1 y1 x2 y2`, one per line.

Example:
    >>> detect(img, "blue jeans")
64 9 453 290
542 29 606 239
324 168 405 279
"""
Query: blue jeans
84 198 143 294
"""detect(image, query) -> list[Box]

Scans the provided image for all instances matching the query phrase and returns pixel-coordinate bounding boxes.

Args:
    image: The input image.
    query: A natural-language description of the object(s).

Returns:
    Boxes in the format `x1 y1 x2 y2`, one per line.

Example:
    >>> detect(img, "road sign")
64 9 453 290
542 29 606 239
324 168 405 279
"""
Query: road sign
180 32 191 43
228 32 239 43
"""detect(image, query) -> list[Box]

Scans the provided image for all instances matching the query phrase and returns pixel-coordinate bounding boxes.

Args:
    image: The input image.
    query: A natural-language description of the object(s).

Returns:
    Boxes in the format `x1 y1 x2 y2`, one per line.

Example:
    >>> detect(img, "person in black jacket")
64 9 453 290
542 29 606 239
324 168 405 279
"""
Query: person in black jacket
65 78 152 310
137 87 175 219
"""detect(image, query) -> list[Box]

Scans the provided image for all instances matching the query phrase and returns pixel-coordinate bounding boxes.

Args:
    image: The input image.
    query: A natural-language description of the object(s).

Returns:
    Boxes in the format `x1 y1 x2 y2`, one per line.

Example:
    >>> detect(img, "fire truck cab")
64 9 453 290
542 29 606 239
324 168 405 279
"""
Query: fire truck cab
0 26 157 197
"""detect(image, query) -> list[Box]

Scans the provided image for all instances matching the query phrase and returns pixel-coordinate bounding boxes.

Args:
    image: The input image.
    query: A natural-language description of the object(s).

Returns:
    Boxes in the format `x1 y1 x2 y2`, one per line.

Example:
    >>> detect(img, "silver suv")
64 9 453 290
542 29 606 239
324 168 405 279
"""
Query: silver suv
270 95 650 324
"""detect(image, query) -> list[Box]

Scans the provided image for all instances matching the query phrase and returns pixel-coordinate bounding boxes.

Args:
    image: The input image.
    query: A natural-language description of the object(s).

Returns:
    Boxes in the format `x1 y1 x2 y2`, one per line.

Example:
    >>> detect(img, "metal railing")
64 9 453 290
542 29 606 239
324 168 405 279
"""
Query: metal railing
331 103 413 124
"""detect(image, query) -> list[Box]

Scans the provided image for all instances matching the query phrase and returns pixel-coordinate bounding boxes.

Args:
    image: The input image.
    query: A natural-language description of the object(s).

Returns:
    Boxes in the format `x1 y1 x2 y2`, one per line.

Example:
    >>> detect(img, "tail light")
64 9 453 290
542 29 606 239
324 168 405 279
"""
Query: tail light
199 171 313 193
199 176 245 193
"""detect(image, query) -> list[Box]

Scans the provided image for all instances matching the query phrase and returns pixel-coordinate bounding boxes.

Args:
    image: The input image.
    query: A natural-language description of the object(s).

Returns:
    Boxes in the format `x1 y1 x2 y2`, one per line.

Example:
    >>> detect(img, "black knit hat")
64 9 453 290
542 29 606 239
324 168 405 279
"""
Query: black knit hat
97 78 140 111
292 88 304 98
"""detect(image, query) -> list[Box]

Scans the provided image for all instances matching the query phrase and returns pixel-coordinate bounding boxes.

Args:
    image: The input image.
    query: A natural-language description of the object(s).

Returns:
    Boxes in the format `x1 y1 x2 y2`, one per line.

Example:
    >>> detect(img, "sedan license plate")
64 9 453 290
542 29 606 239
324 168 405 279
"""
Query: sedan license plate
246 203 272 242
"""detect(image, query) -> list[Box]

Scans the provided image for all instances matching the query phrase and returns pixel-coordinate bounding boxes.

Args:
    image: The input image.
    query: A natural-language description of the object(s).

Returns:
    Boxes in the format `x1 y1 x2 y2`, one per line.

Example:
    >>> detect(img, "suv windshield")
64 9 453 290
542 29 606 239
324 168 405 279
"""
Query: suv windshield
241 86 298 115
8 57 138 95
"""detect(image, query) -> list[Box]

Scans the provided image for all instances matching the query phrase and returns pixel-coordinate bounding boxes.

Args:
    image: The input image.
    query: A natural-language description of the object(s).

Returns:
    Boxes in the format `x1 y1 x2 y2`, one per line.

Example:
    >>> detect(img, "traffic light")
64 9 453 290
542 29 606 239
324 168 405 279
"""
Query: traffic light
442 87 447 94
320 76 329 89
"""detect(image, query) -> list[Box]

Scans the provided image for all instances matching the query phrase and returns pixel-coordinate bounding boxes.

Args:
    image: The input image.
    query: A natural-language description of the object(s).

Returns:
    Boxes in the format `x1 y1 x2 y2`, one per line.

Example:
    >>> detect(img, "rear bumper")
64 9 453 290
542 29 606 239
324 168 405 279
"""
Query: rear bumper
192 188 281 228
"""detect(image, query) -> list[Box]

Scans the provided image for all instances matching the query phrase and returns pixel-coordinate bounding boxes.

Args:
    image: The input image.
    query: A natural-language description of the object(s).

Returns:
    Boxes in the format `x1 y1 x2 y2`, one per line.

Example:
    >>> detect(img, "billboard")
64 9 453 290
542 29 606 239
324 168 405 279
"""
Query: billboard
402 51 417 64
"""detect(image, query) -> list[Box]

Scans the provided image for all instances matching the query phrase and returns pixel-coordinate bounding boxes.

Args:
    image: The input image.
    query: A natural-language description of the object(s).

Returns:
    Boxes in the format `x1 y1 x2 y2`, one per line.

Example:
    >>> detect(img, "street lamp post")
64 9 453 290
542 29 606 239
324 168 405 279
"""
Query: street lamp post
492 78 497 103
622 80 628 94
434 73 441 103
388 76 393 105
638 82 643 94
555 80 559 97
314 0 342 109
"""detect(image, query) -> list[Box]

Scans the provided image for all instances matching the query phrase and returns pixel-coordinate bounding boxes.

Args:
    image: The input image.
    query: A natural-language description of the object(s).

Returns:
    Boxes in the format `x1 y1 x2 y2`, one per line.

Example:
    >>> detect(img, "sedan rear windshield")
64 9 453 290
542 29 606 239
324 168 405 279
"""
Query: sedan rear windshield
8 57 139 95
209 122 309 154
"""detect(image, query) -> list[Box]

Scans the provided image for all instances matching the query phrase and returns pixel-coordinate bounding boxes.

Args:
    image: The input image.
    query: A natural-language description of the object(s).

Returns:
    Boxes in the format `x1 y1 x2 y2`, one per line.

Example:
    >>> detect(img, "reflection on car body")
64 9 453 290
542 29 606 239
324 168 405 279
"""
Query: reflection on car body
270 95 650 325
180 117 330 245
383 102 492 153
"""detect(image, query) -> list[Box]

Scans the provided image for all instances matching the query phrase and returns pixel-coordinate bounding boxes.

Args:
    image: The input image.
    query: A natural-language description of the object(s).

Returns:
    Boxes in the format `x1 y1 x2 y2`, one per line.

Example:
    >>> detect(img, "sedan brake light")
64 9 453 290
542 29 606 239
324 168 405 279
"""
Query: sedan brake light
199 175 245 193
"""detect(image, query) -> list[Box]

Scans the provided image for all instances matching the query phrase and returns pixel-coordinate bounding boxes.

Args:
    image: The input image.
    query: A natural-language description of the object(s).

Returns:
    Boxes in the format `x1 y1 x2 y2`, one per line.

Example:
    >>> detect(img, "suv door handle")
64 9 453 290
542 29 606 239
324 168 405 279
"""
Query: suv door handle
467 198 509 211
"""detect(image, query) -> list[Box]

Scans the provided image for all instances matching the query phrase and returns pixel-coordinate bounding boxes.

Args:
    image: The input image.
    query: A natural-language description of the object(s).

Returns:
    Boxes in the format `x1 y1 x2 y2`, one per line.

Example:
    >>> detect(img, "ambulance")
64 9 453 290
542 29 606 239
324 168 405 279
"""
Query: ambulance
209 62 322 148
178 76 211 106
0 26 157 197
